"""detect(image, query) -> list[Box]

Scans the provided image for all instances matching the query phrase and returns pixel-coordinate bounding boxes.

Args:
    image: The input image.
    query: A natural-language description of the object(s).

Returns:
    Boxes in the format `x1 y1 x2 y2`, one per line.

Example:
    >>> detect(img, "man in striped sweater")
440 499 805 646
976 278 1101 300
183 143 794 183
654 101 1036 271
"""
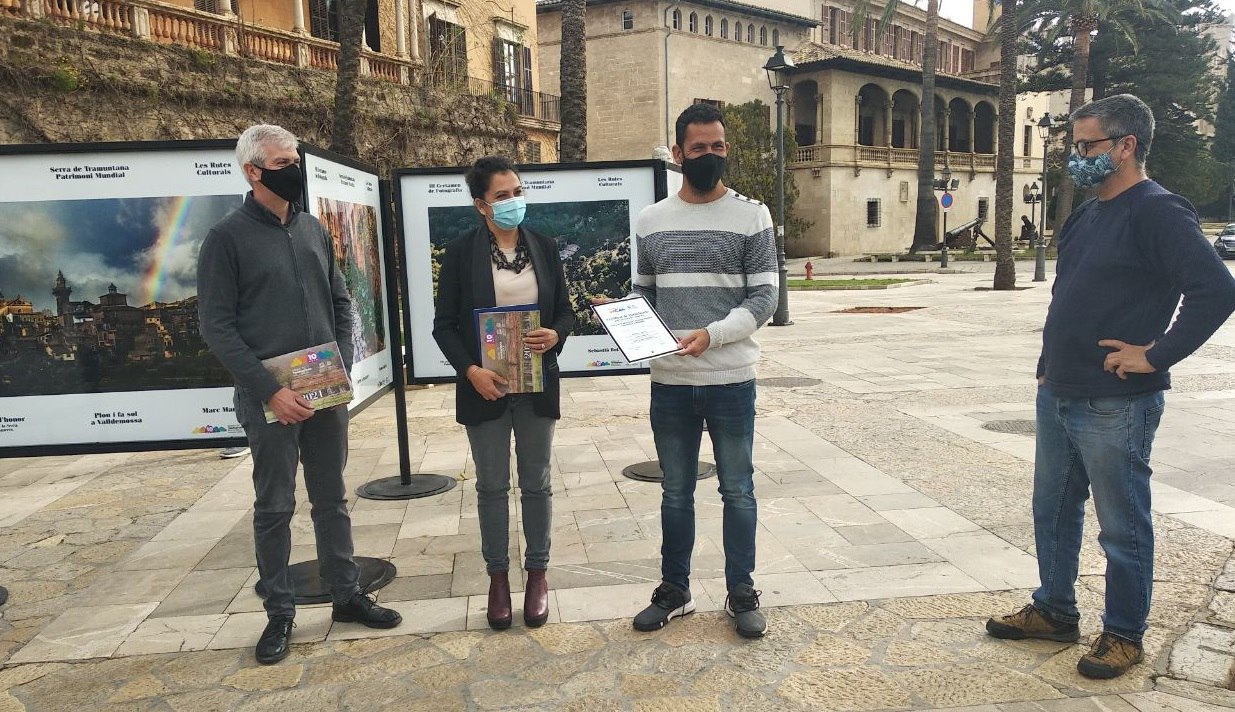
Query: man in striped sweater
631 103 779 638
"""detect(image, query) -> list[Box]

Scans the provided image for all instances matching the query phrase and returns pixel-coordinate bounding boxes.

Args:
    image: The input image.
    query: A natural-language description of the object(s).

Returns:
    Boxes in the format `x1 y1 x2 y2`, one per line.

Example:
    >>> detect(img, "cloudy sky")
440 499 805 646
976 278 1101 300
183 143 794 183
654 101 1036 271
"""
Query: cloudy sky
936 0 1235 28
0 195 240 314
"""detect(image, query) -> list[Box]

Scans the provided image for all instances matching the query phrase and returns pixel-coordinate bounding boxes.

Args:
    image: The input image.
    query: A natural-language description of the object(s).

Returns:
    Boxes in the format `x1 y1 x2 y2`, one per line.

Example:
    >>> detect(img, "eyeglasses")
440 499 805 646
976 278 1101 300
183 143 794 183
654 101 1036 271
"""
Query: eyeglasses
1072 135 1127 156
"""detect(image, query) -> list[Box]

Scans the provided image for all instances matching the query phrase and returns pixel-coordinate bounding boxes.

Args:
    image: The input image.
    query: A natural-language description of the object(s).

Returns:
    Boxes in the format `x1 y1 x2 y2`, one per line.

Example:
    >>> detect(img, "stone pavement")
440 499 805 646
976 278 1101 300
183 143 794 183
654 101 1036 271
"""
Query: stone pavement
2 268 1235 710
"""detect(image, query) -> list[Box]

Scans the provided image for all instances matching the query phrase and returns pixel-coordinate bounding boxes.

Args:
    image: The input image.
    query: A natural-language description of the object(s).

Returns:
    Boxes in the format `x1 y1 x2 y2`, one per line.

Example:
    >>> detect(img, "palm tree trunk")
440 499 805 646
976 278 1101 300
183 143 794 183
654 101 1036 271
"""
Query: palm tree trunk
910 0 940 252
1051 23 1092 235
559 0 587 162
332 0 367 157
992 0 1018 289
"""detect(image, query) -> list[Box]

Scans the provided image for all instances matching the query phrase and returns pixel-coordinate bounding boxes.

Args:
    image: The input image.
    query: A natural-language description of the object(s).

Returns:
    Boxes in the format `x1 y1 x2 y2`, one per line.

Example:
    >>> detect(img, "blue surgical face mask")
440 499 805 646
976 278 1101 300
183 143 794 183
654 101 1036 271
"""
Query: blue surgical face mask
1067 145 1123 189
486 196 526 230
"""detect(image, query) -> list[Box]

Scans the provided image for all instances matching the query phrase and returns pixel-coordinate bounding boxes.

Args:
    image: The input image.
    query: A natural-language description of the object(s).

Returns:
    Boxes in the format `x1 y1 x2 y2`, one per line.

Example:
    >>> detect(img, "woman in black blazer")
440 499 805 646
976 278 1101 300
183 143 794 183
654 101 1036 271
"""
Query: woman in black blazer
432 156 573 630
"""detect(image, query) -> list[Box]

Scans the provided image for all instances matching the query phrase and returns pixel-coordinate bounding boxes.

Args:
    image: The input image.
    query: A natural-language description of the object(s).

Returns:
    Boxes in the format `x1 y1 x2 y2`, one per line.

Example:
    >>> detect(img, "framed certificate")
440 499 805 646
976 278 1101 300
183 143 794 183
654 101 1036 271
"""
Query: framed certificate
591 296 682 364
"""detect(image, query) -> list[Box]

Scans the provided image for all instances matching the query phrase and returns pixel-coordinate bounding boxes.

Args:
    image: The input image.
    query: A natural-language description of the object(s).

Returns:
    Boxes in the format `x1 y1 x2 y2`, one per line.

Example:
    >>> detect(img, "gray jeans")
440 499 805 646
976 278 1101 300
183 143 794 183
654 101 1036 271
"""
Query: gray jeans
465 395 555 573
235 390 360 618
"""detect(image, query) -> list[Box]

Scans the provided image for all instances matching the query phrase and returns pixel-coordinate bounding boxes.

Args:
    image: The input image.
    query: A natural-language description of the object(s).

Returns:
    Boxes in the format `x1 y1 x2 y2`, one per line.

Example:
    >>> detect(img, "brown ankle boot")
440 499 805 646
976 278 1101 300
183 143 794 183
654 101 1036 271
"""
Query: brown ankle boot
524 568 549 628
487 571 512 630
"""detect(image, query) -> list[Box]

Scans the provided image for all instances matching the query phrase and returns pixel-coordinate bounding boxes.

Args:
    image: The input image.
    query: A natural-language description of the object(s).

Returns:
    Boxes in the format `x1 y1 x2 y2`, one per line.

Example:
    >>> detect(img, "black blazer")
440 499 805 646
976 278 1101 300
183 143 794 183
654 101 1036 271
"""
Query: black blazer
432 226 574 425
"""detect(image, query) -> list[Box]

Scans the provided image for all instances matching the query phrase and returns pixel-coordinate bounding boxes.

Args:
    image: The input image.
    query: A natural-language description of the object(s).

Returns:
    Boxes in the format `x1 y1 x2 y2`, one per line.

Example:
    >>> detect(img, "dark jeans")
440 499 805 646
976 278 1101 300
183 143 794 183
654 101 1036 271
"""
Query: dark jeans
1032 385 1165 643
465 394 555 573
651 380 758 591
235 390 360 619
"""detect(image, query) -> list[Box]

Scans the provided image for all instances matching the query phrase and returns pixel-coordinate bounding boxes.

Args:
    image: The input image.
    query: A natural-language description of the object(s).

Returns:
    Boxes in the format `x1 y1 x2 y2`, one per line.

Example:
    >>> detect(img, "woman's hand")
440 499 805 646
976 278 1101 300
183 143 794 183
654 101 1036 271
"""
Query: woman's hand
524 327 559 355
466 366 509 400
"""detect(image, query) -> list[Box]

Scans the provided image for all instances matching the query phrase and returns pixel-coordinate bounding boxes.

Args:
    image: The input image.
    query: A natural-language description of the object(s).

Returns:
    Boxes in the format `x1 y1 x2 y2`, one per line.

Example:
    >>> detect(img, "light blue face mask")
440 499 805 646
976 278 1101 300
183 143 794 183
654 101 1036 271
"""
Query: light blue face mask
486 196 526 230
1067 146 1122 189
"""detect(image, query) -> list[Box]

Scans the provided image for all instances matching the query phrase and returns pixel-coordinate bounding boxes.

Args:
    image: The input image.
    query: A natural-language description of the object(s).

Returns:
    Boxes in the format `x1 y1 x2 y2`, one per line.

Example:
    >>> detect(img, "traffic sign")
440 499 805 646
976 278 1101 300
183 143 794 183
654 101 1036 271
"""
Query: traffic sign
940 192 954 212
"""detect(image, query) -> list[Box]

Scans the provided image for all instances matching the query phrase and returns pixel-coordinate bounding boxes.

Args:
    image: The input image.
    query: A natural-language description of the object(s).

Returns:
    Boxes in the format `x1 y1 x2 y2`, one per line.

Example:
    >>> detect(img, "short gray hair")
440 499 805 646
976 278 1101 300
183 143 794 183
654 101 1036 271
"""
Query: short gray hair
235 124 299 169
1070 94 1154 164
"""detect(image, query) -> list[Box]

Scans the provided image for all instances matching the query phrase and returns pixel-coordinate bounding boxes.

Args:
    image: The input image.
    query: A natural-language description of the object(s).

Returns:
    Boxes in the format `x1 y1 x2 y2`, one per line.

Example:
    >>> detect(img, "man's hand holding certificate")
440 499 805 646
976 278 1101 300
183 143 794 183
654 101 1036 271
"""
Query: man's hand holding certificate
591 296 683 363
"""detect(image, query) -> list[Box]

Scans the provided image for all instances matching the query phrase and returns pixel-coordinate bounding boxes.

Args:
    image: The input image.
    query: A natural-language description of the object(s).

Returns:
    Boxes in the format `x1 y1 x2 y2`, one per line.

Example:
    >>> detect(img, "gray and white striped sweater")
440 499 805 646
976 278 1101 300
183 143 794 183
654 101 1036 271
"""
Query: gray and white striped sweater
633 189 778 386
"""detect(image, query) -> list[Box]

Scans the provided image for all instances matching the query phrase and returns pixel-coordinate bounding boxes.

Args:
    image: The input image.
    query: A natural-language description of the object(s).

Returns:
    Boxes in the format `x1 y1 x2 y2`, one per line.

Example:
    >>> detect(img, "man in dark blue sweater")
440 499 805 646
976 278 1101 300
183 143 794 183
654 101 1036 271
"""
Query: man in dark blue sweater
986 95 1235 679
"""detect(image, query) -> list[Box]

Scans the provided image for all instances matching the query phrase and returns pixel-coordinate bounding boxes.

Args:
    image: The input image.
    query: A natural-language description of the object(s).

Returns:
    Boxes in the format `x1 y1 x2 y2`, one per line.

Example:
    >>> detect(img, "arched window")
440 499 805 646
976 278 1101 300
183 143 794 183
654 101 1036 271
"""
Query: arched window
689 11 697 32
704 15 713 36
671 8 681 29
772 28 779 46
746 24 753 42
760 26 768 45
734 21 742 41
720 18 728 39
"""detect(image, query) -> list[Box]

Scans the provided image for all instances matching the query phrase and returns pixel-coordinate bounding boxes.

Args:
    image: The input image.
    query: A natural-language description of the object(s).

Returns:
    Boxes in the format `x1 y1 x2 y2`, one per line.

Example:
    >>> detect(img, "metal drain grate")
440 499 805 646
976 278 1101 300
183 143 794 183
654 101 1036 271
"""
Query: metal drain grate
758 377 823 388
834 306 925 314
981 419 1036 436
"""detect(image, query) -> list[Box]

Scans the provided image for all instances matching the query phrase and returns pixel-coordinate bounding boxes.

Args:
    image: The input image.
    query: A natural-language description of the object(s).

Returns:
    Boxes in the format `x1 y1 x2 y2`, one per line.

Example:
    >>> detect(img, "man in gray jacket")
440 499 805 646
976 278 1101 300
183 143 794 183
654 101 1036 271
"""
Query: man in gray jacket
198 124 400 665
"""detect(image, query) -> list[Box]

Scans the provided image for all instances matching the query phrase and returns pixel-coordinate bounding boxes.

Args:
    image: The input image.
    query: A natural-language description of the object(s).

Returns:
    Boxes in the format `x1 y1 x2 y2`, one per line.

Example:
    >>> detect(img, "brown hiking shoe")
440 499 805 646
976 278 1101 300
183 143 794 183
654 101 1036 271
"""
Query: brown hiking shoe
1077 632 1143 679
986 604 1080 642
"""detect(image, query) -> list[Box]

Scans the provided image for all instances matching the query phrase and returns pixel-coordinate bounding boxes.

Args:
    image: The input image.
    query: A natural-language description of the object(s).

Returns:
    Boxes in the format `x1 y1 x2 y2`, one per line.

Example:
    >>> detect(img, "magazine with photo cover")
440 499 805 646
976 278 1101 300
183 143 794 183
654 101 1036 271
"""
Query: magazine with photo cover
261 341 353 423
474 304 544 394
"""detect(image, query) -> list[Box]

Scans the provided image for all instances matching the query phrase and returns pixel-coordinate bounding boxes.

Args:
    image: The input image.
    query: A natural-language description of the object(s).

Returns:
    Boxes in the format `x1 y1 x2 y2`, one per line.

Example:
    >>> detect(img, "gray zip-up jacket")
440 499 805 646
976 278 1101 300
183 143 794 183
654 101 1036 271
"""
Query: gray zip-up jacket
197 193 354 403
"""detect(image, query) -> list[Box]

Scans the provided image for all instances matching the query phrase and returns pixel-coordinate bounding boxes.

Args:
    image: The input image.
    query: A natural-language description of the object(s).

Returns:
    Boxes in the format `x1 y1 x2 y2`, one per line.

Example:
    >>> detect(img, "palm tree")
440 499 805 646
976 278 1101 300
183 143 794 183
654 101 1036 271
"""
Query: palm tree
993 0 1019 289
559 0 587 162
332 0 368 157
1010 0 1174 230
853 0 940 253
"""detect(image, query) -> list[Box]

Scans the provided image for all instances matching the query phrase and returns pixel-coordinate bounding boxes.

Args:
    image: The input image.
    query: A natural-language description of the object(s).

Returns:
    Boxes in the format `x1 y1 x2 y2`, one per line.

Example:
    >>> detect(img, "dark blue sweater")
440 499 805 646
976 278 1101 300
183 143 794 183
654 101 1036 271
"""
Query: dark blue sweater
1039 180 1235 397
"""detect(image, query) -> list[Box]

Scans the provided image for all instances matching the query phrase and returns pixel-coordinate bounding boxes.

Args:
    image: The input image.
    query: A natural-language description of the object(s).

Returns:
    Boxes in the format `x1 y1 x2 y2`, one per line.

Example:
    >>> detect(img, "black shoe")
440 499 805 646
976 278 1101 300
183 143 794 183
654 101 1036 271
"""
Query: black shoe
633 582 695 632
0 585 9 607
255 616 294 665
332 593 402 629
726 584 767 638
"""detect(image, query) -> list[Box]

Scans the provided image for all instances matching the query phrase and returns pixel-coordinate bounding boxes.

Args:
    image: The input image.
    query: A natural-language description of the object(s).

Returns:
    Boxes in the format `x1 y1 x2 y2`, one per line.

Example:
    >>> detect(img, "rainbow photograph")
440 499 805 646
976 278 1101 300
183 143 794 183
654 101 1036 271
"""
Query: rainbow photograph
0 194 241 396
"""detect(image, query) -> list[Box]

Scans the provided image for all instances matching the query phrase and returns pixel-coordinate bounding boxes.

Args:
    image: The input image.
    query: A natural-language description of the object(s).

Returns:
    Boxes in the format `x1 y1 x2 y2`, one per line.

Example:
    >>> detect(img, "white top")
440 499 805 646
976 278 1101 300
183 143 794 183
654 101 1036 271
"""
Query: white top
493 248 539 306
632 189 778 386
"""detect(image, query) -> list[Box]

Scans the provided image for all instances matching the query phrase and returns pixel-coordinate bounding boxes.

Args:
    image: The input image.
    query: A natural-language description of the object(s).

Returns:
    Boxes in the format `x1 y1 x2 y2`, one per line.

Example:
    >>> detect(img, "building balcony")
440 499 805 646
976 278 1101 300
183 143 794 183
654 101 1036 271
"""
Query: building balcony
2 0 560 129
791 144 1042 174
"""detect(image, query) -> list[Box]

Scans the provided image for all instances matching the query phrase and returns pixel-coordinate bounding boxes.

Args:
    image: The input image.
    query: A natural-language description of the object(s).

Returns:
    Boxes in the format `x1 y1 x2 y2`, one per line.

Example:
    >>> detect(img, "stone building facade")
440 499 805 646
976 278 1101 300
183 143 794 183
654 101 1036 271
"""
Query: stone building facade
538 0 1058 256
536 0 817 161
1 0 559 161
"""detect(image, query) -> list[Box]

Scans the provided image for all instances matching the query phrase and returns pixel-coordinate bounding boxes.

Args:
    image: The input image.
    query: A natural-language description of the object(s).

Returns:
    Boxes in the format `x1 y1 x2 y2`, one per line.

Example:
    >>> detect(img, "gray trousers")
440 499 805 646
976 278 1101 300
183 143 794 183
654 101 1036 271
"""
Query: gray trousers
235 390 360 618
465 395 555 573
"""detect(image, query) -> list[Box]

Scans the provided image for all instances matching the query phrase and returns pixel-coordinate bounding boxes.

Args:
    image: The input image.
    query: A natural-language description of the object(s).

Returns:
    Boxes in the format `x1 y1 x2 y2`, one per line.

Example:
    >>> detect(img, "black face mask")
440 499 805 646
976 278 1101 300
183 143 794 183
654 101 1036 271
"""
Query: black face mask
681 153 726 193
258 163 304 203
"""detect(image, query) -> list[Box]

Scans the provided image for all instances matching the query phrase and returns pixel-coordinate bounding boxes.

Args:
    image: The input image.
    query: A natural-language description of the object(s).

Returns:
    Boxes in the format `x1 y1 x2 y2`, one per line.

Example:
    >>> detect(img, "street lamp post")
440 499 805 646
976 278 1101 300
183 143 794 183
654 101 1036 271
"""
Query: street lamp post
1034 114 1053 282
763 45 794 326
933 164 956 268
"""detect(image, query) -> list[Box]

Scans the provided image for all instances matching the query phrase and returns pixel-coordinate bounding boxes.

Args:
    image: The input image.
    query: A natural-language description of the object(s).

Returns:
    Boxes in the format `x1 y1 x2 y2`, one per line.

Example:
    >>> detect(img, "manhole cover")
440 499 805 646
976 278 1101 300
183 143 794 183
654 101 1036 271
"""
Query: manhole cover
758 377 823 388
981 419 1036 436
834 306 925 314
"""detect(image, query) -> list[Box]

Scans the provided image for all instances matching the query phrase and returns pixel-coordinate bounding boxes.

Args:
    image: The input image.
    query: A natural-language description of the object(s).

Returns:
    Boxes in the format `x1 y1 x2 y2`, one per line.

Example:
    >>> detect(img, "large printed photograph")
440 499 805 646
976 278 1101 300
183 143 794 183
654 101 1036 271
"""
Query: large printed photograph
0 194 240 397
315 197 386 362
427 200 632 336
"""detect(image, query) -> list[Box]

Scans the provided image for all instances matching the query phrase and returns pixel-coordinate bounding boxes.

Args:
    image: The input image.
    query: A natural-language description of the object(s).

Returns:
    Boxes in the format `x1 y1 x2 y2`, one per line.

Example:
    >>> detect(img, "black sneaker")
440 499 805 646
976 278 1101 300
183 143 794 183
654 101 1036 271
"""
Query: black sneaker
726 584 767 638
332 593 402 629
633 582 695 631
255 615 294 665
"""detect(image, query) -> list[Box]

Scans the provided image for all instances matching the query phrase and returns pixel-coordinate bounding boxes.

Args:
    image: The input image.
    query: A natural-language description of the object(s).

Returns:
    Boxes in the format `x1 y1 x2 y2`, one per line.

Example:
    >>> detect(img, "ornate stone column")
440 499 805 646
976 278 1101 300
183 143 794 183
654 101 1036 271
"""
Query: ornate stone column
815 92 826 145
396 0 408 58
292 0 306 33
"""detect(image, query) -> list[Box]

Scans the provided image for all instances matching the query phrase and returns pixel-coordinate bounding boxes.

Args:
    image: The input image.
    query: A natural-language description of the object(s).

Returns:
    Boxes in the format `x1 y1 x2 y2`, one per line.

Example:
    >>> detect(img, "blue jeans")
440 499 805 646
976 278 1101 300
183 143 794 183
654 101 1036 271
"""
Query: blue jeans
651 380 758 591
1032 385 1165 643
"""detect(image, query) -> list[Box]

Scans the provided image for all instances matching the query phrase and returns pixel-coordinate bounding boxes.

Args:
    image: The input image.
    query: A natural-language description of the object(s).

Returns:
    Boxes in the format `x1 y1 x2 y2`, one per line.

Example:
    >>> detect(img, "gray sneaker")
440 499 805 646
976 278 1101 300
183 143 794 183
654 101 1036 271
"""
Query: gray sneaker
633 582 695 631
219 446 250 459
726 584 766 638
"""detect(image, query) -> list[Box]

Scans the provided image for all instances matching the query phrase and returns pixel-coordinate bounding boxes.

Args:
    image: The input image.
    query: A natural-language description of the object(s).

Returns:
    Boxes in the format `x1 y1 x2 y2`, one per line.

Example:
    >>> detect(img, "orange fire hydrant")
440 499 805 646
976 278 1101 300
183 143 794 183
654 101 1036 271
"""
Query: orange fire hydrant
805 259 814 280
